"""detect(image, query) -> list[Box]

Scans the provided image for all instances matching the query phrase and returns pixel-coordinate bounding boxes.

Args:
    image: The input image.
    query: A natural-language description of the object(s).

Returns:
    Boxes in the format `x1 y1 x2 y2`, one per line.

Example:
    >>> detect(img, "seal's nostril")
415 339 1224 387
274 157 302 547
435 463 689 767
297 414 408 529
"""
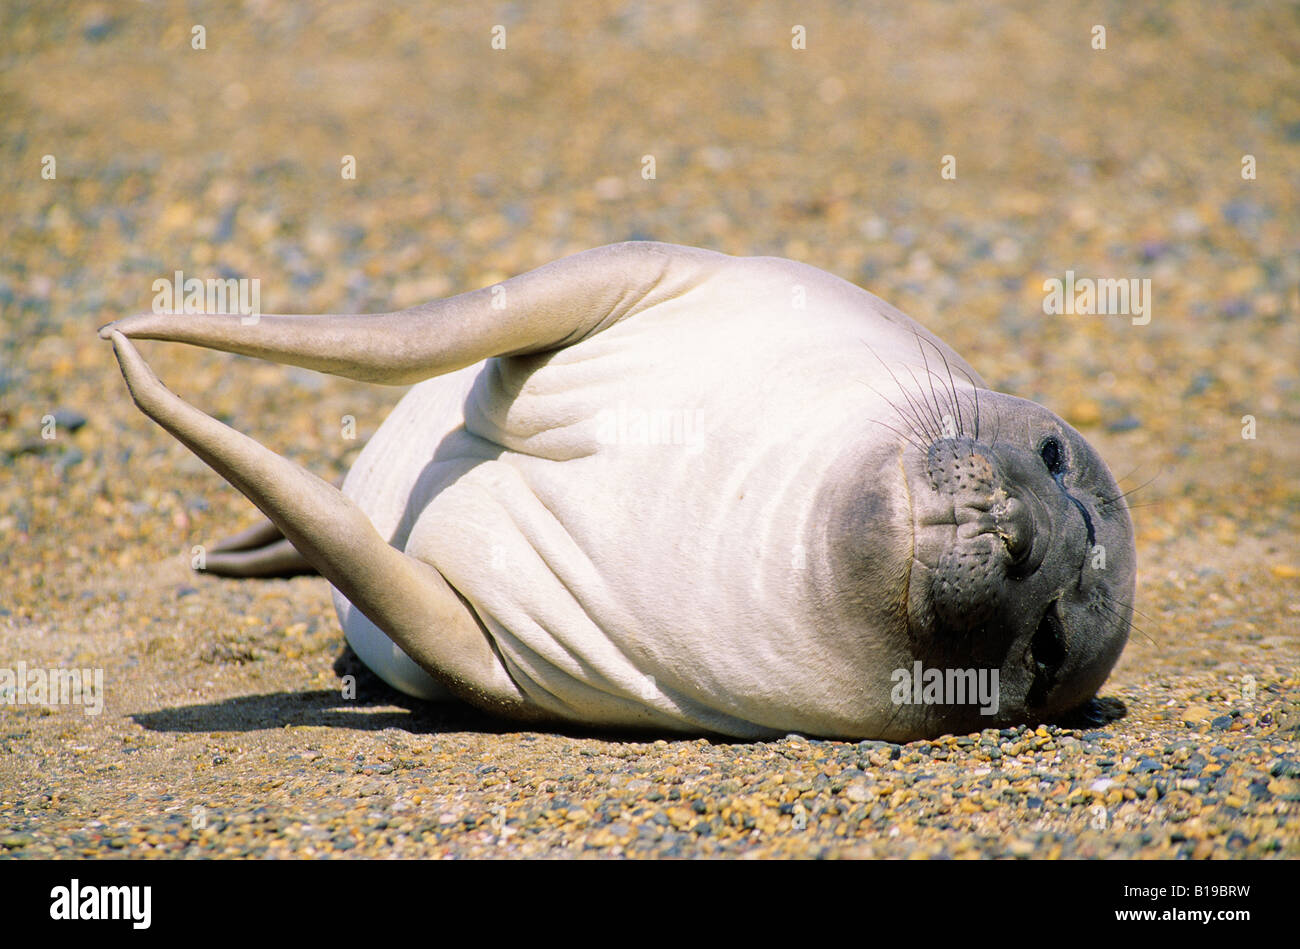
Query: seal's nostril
997 496 1033 565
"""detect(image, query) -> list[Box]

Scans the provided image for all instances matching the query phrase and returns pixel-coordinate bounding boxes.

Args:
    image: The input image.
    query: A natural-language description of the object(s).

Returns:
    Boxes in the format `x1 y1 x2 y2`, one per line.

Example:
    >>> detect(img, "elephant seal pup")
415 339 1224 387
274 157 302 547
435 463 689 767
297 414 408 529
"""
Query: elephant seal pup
101 241 1136 740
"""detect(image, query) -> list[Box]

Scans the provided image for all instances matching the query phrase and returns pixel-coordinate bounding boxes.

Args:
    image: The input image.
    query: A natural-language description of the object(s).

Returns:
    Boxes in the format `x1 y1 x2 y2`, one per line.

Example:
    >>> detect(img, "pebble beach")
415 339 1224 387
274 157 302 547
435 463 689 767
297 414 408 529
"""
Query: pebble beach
1 1 1297 859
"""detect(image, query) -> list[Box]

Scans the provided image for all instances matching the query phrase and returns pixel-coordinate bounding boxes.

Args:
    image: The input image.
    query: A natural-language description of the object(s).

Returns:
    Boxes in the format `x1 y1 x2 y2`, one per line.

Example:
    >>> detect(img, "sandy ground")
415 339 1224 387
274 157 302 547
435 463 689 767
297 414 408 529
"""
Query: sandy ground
1 1 1297 858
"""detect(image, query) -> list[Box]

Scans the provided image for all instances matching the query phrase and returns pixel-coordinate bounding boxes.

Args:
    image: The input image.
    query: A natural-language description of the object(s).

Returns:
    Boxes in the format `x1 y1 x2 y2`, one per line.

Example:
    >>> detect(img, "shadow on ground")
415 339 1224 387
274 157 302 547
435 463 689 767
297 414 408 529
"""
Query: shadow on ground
130 688 509 734
130 645 1128 737
131 643 721 740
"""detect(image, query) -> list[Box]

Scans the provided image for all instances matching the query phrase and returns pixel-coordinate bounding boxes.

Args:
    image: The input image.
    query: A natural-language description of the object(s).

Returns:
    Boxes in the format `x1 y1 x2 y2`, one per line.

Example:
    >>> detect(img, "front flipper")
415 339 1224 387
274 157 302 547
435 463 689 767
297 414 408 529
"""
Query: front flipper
98 241 723 384
108 331 541 719
205 518 316 578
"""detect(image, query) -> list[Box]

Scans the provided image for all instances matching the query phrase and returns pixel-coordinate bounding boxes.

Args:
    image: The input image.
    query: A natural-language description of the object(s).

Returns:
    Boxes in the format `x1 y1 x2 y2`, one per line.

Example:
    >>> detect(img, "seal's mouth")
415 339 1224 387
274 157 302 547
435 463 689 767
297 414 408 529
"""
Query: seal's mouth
1026 597 1066 707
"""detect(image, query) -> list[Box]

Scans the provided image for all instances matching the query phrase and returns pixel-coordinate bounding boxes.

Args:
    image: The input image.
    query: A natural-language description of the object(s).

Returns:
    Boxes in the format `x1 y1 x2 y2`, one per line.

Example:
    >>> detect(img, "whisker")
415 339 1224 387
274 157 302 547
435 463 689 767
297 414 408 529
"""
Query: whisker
1109 462 1147 490
1091 595 1159 648
915 335 958 439
938 349 964 438
917 332 969 443
856 374 933 447
862 413 928 454
947 362 982 445
1100 470 1164 507
1117 500 1168 511
862 340 941 443
1097 590 1161 627
903 363 945 439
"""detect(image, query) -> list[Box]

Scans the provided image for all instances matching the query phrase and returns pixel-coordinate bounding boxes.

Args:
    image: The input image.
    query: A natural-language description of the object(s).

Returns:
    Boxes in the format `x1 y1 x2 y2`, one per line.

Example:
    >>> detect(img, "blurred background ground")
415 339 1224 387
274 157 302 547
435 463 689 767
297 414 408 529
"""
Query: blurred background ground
0 1 1296 858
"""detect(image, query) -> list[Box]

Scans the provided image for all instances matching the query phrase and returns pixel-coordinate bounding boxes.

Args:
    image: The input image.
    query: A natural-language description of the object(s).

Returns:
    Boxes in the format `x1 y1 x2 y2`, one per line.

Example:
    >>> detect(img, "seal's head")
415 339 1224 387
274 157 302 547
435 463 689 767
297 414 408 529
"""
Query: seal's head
904 390 1135 727
822 383 1136 741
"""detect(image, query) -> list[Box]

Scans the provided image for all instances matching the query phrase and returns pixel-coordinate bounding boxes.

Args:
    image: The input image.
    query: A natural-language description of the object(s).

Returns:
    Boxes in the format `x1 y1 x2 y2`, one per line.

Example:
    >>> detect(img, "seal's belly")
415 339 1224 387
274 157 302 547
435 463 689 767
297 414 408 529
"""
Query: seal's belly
339 365 485 549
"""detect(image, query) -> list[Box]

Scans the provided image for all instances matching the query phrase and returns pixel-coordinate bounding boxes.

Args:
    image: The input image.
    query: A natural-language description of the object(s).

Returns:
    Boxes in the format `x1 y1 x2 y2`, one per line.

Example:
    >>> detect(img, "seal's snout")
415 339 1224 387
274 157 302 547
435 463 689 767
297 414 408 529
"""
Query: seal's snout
911 434 1071 644
921 436 1053 575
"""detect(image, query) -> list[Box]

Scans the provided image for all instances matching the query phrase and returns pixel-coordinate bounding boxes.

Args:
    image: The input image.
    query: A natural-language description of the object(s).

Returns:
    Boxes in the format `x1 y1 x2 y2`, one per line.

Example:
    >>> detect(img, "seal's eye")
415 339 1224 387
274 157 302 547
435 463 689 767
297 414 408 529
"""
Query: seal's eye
1039 436 1065 475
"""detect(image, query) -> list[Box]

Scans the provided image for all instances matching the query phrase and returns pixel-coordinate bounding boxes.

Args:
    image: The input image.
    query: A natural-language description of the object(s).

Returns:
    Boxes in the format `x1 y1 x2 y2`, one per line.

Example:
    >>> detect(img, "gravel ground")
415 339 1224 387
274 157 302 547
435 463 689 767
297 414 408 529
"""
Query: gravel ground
1 1 1297 859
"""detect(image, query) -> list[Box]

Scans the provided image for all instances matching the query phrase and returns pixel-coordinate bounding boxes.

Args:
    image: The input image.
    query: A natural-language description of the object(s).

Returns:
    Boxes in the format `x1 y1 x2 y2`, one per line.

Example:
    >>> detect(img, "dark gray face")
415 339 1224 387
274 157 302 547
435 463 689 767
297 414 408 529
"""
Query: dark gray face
899 390 1137 734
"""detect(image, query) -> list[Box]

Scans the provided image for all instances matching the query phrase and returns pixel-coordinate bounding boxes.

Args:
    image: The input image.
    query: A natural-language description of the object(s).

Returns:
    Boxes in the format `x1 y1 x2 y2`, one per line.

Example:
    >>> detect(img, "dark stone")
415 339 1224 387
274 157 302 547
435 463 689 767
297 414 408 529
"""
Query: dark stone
1183 372 1215 397
52 409 88 432
214 206 239 243
56 449 84 471
83 16 119 42
1270 758 1300 778
1221 199 1264 226
1139 241 1169 263
1219 299 1251 320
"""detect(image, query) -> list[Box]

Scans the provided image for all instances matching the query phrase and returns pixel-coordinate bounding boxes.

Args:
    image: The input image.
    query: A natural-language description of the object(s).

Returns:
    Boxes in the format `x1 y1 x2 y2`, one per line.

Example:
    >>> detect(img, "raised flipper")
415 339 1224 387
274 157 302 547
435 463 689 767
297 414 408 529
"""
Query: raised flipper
107 331 540 718
98 241 723 384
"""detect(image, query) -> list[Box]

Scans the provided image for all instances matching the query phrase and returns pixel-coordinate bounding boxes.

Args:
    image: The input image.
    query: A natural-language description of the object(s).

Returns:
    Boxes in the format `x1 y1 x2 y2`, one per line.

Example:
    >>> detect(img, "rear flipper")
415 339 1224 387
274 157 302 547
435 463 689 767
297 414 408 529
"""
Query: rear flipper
107 331 538 718
204 519 316 578
100 242 725 713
